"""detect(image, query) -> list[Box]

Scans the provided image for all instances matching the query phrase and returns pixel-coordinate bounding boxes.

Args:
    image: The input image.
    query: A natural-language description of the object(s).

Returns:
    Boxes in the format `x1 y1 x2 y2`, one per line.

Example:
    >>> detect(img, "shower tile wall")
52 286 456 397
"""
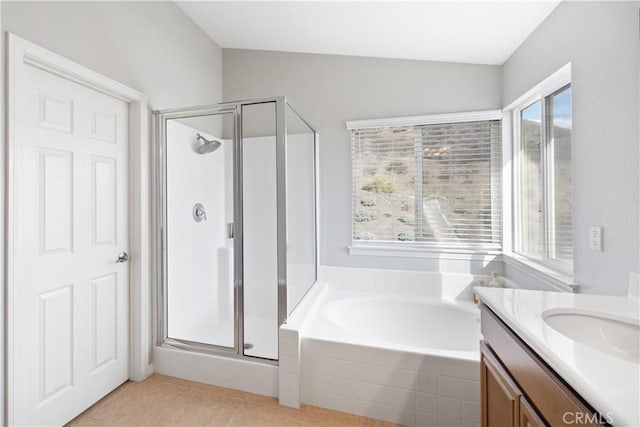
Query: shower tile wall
166 120 234 347
242 132 317 359
242 134 279 359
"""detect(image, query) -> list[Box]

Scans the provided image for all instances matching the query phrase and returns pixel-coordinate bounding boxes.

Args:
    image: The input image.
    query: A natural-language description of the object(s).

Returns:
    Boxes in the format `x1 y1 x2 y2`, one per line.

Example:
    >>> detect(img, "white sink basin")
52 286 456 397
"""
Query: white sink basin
543 309 640 363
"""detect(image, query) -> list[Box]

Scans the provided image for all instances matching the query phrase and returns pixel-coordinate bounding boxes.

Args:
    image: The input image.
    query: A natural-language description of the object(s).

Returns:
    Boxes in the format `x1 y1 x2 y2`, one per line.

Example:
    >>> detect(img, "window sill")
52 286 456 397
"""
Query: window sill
348 243 501 261
502 252 577 293
347 245 576 292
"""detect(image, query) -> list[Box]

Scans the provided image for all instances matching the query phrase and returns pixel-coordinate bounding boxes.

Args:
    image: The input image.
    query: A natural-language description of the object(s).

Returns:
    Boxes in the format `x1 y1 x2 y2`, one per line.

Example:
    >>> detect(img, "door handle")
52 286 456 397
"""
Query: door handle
116 252 131 263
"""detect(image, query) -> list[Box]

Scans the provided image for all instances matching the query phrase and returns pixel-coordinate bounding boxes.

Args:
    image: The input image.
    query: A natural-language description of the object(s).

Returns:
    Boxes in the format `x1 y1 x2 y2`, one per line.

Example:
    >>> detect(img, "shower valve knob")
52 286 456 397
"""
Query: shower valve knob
193 203 207 222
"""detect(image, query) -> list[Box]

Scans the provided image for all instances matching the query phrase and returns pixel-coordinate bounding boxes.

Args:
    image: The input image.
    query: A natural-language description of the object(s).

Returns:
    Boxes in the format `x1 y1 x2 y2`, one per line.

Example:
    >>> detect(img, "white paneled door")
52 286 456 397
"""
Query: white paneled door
12 58 130 425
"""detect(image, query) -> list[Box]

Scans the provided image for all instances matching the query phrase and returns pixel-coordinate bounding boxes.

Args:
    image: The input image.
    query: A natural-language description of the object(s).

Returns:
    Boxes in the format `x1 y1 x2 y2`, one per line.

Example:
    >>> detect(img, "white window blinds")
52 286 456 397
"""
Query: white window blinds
351 117 502 247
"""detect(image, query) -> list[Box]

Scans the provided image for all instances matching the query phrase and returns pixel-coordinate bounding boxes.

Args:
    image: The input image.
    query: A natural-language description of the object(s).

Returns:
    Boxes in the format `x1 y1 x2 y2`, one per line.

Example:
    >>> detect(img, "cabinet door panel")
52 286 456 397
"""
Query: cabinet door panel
481 341 521 427
520 395 548 427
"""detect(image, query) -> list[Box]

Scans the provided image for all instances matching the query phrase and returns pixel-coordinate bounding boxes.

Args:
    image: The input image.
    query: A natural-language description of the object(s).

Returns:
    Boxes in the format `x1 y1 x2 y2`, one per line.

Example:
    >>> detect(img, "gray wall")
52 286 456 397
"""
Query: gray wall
223 49 503 273
502 1 640 295
0 1 224 422
1 1 223 109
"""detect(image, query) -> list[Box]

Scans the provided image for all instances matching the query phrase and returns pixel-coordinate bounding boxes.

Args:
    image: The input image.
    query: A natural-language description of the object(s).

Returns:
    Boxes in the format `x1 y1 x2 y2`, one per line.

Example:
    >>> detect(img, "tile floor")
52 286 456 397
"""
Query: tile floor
67 374 397 426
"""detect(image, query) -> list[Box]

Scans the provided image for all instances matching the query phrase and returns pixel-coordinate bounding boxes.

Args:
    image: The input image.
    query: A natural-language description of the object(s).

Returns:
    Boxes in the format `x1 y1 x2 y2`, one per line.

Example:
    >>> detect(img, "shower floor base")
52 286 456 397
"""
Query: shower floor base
168 315 278 360
243 316 278 360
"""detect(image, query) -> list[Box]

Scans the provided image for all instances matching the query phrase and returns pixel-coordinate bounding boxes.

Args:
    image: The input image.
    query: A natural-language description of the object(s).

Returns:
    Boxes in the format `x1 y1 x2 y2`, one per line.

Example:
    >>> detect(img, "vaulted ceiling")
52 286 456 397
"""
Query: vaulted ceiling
177 1 560 65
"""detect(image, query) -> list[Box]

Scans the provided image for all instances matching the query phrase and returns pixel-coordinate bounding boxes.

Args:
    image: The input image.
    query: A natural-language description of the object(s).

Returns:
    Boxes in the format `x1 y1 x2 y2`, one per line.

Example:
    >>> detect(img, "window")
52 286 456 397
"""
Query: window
349 111 502 250
515 84 572 270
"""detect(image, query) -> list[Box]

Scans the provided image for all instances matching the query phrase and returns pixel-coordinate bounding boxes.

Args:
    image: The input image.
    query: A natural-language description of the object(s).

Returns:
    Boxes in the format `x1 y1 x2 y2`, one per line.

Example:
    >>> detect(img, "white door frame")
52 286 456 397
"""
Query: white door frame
4 33 152 423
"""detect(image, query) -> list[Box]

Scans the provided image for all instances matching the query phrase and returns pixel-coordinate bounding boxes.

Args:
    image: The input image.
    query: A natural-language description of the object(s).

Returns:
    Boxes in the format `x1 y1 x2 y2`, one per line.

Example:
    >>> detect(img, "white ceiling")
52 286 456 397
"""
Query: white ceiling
177 1 560 65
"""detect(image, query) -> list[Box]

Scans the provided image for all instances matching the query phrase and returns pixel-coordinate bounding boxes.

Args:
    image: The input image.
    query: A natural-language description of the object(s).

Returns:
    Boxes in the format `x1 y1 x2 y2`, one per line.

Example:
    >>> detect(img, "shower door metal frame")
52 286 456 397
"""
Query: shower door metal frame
152 97 319 362
153 104 243 358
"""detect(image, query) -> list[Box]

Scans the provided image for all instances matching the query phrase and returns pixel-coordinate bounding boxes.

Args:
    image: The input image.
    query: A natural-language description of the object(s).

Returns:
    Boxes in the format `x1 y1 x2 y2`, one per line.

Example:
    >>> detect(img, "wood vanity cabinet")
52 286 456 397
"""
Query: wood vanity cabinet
480 304 608 427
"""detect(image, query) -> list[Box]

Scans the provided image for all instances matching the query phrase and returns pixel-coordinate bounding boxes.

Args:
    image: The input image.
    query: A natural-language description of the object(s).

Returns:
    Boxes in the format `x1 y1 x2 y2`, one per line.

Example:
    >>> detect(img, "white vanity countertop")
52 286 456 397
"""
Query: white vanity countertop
475 287 640 427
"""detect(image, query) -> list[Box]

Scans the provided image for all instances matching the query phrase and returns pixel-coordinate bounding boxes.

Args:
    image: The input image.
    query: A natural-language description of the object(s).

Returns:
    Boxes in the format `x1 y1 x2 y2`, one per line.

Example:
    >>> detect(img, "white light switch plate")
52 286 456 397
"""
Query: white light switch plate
590 226 603 251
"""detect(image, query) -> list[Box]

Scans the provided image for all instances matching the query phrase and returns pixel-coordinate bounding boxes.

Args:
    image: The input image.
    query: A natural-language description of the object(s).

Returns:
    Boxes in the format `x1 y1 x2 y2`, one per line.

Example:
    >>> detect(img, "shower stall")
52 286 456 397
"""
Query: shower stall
153 97 318 361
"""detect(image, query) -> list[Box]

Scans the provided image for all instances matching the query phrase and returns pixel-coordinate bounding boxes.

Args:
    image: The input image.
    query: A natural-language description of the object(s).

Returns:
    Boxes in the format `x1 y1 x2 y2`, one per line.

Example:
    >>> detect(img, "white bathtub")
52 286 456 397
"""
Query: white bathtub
307 293 481 359
279 270 486 427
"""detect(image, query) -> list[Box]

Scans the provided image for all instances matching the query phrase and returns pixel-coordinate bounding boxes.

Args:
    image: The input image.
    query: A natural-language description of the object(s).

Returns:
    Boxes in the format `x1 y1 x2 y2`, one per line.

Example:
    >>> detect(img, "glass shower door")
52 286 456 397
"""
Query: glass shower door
285 104 317 315
164 112 236 349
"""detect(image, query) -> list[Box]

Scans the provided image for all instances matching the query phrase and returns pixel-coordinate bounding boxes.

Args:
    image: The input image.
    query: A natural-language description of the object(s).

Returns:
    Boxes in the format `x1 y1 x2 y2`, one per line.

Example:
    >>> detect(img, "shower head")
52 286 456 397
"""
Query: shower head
195 133 222 154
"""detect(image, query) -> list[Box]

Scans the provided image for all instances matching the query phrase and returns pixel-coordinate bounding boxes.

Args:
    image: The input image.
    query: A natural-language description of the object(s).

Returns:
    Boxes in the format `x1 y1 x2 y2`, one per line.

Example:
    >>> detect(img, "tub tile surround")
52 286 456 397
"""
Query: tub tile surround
300 340 480 426
279 280 327 407
279 328 301 408
318 265 499 301
280 266 486 426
